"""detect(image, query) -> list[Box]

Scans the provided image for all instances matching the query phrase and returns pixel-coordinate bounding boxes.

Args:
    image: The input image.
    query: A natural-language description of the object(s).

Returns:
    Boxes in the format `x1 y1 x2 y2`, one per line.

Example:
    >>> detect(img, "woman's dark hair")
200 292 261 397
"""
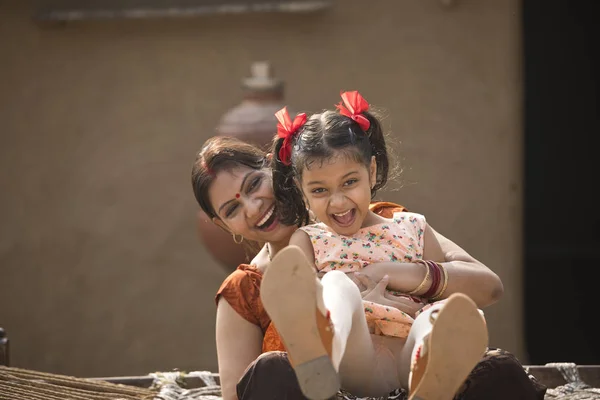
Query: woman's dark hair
191 136 268 258
271 109 389 227
192 136 268 219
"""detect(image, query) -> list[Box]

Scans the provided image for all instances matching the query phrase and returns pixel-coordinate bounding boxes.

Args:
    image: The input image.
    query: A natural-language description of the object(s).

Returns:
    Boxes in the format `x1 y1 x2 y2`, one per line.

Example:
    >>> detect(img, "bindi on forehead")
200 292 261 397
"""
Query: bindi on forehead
209 168 251 208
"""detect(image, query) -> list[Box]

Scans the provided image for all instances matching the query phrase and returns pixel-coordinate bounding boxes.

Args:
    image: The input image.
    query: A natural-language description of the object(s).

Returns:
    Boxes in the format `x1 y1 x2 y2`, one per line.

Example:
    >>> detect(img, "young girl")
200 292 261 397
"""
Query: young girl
260 91 489 400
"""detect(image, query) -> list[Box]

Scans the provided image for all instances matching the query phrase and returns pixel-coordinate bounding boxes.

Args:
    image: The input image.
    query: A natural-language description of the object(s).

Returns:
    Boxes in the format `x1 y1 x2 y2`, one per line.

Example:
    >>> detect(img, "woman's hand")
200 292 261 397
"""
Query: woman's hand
352 272 427 317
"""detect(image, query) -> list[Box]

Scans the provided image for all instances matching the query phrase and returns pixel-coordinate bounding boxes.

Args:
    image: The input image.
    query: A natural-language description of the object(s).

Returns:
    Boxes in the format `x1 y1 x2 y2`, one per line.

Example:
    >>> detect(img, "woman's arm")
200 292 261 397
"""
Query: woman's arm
216 298 263 400
430 225 504 306
358 224 503 308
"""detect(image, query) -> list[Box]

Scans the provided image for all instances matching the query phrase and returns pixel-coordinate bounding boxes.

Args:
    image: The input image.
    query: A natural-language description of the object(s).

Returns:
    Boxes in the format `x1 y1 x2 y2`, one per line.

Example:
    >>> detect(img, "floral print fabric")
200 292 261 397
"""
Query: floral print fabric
299 212 428 338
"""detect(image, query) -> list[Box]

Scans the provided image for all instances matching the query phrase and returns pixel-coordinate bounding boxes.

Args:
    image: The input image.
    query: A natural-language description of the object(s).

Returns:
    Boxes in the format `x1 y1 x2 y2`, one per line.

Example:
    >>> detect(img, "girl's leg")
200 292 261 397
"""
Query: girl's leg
396 294 488 400
320 270 401 397
261 246 399 399
260 245 341 400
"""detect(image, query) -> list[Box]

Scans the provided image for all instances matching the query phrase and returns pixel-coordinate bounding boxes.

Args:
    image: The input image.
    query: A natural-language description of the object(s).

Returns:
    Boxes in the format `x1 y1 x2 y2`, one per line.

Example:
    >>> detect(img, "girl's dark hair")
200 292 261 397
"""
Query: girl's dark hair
271 109 389 227
191 136 268 258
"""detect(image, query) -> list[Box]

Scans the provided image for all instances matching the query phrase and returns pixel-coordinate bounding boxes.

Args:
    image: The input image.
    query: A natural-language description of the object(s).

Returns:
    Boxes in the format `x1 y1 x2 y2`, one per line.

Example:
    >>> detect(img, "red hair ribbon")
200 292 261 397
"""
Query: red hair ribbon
336 90 371 131
275 106 307 166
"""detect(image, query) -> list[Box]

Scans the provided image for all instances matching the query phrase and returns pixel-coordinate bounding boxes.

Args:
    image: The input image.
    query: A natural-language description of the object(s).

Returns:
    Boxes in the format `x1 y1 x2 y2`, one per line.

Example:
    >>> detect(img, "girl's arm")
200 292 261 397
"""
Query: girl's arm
216 299 263 400
289 229 317 266
359 223 504 308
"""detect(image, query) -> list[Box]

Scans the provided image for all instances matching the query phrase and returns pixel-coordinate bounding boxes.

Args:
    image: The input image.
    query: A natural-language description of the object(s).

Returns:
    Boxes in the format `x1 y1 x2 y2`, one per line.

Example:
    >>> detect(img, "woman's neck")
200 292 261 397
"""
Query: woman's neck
252 238 293 272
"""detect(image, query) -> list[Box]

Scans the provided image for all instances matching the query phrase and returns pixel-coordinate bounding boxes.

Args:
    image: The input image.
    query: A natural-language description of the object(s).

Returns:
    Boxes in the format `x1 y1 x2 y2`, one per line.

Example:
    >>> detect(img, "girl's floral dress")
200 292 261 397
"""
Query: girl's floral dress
299 212 428 338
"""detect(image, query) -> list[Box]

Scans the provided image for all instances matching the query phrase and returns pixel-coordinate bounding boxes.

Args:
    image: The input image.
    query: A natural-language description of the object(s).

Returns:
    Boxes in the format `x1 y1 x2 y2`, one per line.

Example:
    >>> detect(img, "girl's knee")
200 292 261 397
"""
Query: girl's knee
321 270 347 283
322 271 360 293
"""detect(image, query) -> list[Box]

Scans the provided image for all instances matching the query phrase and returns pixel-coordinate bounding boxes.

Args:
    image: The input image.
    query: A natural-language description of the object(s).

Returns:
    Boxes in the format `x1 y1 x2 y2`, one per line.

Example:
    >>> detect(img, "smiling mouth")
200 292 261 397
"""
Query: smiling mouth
331 209 356 227
256 205 276 230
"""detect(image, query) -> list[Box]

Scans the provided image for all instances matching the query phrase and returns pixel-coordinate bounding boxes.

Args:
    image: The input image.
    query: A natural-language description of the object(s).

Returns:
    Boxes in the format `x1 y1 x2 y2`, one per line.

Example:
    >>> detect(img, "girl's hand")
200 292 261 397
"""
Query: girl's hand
353 272 427 317
352 272 389 303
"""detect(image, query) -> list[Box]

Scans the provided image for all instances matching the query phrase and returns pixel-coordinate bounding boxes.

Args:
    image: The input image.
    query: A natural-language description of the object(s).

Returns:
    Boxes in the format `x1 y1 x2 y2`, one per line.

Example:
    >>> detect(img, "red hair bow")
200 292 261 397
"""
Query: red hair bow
336 90 370 131
275 107 307 166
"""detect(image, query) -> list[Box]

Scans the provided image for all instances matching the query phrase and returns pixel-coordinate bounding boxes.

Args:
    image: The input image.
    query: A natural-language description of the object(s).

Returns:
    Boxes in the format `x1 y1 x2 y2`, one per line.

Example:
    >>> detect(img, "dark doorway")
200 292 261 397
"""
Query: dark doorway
523 0 599 364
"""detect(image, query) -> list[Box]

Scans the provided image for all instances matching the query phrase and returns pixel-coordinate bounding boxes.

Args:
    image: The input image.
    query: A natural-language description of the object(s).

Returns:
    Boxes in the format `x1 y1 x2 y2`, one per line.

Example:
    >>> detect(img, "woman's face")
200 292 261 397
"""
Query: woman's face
208 165 296 244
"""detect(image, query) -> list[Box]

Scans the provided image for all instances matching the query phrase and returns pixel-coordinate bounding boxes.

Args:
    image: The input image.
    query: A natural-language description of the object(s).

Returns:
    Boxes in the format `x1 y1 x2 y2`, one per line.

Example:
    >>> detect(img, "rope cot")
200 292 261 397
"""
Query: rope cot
148 371 221 399
0 366 223 400
0 366 156 400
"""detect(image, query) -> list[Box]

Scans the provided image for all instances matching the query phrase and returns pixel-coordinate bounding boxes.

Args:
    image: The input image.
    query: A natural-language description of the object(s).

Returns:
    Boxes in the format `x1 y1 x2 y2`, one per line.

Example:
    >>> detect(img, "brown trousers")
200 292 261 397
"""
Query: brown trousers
236 349 547 400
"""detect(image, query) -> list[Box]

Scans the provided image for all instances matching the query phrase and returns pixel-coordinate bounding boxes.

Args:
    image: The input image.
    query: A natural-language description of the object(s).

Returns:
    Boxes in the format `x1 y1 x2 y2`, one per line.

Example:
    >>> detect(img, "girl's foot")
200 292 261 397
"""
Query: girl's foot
260 245 339 400
408 293 488 400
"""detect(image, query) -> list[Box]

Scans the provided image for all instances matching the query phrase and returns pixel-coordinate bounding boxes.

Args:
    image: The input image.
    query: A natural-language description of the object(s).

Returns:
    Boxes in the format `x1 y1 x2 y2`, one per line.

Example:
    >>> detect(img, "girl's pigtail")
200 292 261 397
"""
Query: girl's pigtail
364 111 389 195
336 90 390 196
271 107 310 226
271 137 309 226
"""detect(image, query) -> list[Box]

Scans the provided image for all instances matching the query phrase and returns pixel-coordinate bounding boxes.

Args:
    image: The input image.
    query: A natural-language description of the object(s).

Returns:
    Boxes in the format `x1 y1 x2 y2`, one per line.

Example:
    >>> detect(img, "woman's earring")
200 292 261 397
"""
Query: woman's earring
232 233 244 244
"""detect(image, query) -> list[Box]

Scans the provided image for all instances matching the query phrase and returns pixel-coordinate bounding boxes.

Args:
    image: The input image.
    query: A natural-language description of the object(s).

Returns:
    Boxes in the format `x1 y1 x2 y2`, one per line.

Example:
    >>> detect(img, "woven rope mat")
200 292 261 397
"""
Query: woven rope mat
0 366 155 400
149 371 221 400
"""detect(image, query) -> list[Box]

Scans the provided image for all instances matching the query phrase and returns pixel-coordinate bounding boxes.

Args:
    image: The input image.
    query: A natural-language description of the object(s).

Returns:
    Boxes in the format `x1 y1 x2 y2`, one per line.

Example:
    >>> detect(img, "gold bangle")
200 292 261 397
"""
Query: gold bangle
408 260 430 295
431 263 448 301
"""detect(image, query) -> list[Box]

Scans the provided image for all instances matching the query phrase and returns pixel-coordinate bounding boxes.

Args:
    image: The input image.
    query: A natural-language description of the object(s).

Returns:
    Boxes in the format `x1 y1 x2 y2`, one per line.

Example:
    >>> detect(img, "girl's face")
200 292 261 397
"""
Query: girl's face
209 165 296 244
299 153 377 236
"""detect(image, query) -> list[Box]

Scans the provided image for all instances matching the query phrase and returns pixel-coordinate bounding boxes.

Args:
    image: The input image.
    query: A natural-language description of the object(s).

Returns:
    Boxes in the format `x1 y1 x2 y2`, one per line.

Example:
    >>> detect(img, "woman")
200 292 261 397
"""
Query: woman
191 136 544 400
